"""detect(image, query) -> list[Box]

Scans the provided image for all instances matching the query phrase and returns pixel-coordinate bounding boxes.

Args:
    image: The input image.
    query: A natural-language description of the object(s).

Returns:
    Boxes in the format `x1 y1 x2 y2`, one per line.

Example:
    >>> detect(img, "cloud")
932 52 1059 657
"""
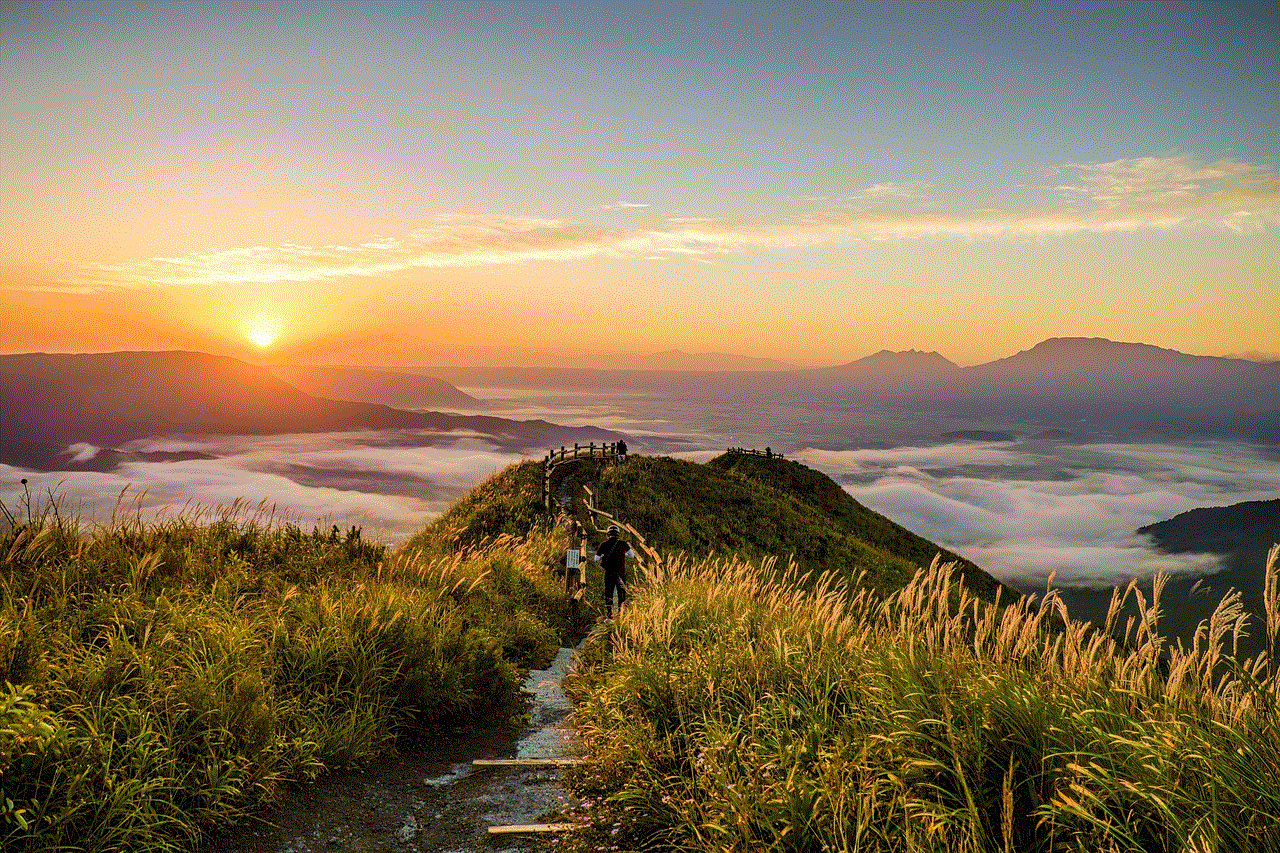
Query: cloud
1056 156 1274 208
4 433 527 543
600 201 650 210
797 440 1280 588
51 155 1278 292
64 443 101 463
852 181 933 202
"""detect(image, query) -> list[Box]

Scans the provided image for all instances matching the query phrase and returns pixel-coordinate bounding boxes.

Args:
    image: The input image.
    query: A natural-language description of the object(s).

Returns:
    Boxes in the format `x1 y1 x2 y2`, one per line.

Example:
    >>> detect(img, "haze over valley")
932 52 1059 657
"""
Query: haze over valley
4 340 1277 628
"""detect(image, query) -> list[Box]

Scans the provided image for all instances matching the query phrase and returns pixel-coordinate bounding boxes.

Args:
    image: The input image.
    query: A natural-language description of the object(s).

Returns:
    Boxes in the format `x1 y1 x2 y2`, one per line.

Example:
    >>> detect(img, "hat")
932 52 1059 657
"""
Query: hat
607 525 620 534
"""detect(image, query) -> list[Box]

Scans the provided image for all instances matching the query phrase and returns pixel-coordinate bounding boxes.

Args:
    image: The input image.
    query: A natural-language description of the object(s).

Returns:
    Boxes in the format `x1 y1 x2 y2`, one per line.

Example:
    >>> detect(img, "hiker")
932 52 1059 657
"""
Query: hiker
594 524 633 618
616 439 627 461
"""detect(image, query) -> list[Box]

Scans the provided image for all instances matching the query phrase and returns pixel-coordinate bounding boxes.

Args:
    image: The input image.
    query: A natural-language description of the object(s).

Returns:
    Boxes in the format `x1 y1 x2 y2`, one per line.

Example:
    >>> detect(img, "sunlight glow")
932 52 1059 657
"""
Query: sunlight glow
247 321 276 348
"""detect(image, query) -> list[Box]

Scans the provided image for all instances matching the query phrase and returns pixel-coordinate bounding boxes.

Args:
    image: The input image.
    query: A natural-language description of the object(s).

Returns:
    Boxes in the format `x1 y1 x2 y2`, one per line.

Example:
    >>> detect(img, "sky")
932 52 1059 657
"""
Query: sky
2 0 1277 367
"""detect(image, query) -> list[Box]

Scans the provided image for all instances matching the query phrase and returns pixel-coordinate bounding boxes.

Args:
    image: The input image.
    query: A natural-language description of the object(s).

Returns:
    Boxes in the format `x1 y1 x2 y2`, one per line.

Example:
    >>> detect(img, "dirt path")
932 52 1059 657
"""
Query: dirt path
200 649 581 853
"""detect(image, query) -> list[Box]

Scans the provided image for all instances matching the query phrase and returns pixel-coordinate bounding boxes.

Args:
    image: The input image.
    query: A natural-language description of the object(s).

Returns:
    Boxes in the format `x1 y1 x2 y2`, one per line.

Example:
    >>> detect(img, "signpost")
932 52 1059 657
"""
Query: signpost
566 529 588 624
565 548 580 595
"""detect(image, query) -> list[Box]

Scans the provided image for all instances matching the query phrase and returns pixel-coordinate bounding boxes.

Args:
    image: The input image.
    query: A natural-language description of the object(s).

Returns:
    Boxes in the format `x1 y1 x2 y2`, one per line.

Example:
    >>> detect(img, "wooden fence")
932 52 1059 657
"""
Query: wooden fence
725 446 783 458
543 442 624 510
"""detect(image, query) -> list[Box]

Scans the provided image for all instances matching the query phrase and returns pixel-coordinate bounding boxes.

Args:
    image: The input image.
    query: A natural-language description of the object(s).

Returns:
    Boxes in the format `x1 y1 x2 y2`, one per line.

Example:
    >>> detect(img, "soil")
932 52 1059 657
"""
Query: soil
199 648 582 853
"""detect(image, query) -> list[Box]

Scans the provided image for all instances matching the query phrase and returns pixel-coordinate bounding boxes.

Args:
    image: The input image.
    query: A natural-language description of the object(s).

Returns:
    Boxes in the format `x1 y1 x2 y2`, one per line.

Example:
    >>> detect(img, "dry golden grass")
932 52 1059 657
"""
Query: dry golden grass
563 546 1280 852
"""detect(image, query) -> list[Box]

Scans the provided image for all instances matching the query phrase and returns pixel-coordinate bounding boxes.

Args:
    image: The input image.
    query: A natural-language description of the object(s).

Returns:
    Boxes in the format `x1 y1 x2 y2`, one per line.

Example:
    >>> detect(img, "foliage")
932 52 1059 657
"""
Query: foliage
559 547 1280 853
0 495 573 852
11 449 1271 852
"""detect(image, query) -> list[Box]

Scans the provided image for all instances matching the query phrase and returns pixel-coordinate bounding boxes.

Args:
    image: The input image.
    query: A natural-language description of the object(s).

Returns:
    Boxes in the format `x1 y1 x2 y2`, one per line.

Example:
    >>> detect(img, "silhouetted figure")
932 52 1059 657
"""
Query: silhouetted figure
616 439 628 461
765 446 772 458
595 524 633 618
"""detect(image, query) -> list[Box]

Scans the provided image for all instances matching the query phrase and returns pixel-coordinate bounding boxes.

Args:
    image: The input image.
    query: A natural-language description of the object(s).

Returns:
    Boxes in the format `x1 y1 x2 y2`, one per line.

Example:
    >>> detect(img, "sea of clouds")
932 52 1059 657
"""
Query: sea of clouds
1 432 527 543
4 412 1277 590
797 440 1280 589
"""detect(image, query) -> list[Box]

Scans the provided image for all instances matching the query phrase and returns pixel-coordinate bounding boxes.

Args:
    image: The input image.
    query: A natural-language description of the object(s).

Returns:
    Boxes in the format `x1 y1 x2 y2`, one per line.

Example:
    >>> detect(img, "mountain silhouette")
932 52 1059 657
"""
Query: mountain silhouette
812 348 960 377
267 364 482 411
963 337 1278 399
790 338 1279 441
1 351 622 471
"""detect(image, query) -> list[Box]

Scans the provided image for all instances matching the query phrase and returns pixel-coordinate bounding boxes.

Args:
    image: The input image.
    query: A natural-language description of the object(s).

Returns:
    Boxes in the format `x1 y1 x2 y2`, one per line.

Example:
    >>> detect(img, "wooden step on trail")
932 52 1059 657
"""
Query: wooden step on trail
488 822 579 835
472 757 584 767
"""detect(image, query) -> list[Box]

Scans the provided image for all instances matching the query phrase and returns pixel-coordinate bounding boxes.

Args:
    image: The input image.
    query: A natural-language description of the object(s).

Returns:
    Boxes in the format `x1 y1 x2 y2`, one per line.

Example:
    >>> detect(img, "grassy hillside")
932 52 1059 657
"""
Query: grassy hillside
412 452 1008 601
403 460 550 554
0 494 578 852
7 455 1277 852
556 452 1007 600
707 452 1002 598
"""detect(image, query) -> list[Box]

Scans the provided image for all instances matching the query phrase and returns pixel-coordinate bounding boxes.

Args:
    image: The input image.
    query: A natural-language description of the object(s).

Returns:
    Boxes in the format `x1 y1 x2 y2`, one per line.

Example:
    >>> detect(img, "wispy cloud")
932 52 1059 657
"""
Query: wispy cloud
851 181 934 202
600 201 650 210
56 155 1278 292
1056 156 1272 207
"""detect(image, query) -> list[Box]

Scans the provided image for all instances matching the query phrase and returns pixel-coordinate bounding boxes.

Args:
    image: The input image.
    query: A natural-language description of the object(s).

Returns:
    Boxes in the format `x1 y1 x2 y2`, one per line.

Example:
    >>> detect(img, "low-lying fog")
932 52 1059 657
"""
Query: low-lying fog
4 383 1277 596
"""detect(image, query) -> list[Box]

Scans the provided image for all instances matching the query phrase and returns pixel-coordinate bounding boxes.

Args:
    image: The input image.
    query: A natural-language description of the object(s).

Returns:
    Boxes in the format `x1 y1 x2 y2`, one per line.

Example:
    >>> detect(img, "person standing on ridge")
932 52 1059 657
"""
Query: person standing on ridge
595 524 633 618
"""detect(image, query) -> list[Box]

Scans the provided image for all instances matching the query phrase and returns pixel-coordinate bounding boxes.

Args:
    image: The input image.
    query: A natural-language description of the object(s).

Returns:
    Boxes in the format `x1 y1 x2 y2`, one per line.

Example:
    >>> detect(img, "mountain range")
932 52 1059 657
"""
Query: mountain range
811 348 961 377
4 338 1278 473
267 364 482 411
424 337 1279 443
457 349 798 372
0 351 620 472
803 337 1279 397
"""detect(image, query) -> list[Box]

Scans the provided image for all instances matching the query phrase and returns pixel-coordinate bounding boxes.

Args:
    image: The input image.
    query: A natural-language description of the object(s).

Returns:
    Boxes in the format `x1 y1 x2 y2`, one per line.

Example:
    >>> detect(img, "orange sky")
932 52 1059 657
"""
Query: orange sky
3 2 1278 367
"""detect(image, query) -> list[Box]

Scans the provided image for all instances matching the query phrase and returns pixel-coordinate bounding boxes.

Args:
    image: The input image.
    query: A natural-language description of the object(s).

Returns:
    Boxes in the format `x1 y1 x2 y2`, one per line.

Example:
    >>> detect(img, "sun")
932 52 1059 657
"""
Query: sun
246 321 277 348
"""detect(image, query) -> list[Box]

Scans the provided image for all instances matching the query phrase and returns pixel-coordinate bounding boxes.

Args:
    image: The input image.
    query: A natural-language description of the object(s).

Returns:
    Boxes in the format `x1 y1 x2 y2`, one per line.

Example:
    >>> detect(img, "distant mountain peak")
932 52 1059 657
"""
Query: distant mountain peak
989 337 1249 368
862 348 956 364
1027 336 1173 353
817 348 959 375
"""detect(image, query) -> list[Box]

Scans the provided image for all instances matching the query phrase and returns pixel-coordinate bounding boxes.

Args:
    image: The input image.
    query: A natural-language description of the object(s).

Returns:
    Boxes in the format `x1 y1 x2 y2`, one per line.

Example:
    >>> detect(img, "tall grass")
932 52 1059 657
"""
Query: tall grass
562 546 1280 852
1 497 573 852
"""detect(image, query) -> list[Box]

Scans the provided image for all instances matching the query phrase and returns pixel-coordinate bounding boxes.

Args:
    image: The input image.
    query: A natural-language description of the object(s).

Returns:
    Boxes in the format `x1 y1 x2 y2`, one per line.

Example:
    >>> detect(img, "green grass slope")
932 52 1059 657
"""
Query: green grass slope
403 460 550 555
420 453 1008 601
591 453 1007 599
708 451 1002 597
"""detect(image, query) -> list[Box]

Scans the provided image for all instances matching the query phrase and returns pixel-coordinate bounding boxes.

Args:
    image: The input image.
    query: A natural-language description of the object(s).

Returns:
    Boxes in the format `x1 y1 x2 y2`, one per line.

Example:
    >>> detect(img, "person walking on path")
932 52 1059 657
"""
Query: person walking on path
595 524 633 618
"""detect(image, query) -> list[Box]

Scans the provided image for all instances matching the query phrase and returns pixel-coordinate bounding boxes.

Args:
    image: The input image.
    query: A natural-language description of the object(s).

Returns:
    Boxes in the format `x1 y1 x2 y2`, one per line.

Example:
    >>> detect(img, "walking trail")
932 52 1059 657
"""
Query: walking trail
204 447 654 852
200 648 583 853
